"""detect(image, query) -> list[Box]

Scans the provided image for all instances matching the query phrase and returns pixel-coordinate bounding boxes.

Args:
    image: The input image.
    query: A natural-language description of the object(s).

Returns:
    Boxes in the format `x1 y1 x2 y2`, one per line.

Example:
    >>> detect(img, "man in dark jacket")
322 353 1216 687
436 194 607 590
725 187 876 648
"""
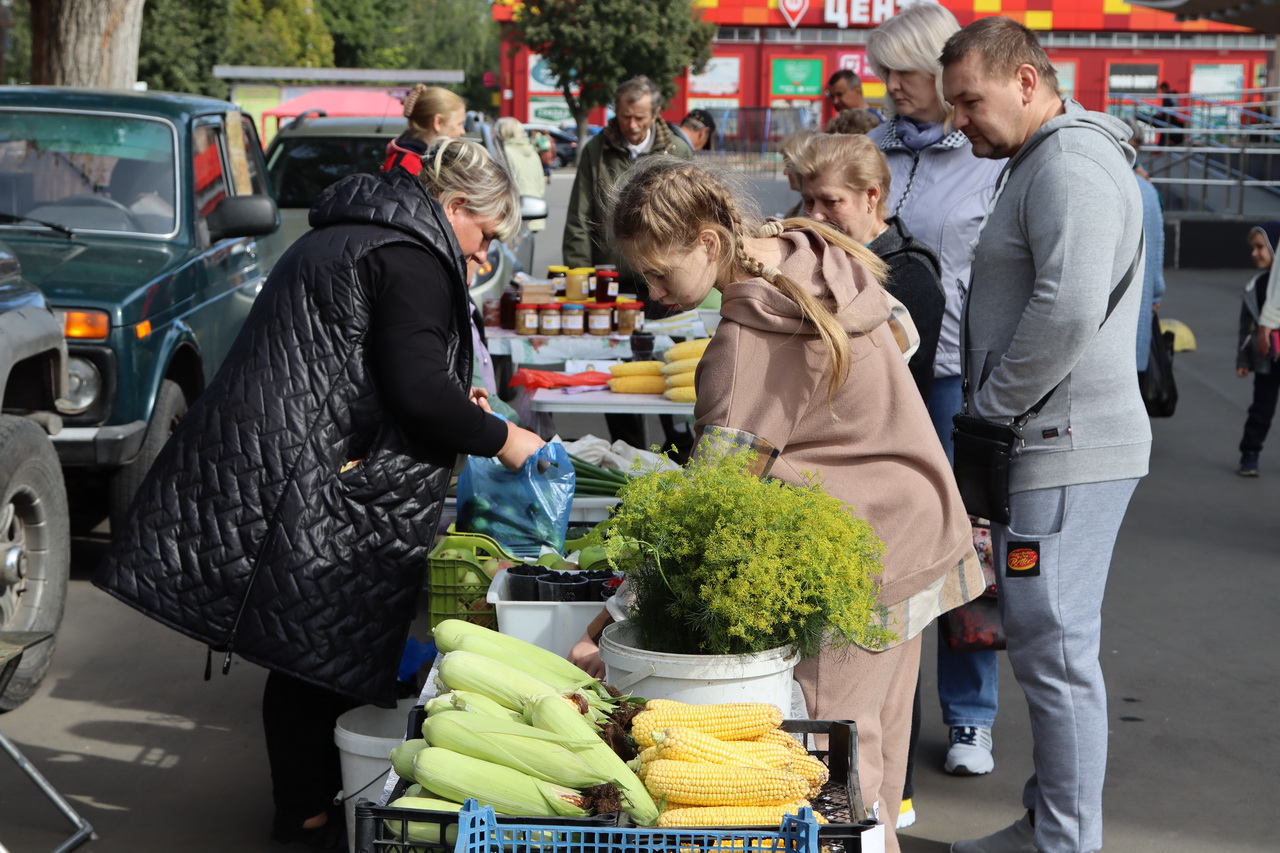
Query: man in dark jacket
563 75 693 308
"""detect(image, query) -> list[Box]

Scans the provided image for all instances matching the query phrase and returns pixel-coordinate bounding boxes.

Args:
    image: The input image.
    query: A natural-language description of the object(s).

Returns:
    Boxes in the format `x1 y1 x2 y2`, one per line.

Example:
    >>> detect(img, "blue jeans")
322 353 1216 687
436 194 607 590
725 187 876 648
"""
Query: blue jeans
927 375 999 729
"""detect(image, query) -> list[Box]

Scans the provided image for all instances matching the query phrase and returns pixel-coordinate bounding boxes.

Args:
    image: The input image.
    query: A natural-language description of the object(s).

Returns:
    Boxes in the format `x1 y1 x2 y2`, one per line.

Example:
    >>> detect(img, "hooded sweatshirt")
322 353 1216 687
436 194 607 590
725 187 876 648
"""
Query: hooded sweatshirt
695 227 983 646
964 100 1150 493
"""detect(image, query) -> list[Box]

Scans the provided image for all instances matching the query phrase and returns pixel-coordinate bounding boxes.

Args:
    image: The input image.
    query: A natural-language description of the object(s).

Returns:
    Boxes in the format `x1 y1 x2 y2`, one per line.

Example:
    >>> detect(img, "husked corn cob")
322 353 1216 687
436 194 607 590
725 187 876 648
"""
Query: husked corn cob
610 360 666 377
656 802 824 827
652 726 770 768
665 338 712 362
608 375 667 394
413 746 589 818
643 759 809 806
631 700 783 748
728 740 794 768
663 387 696 403
751 728 809 755
666 371 696 388
661 357 702 375
787 752 830 797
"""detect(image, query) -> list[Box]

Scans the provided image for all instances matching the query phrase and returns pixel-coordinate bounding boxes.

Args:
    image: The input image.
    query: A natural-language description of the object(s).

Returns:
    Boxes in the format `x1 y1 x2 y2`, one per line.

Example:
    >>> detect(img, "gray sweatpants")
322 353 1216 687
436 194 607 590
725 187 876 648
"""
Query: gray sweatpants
993 478 1139 853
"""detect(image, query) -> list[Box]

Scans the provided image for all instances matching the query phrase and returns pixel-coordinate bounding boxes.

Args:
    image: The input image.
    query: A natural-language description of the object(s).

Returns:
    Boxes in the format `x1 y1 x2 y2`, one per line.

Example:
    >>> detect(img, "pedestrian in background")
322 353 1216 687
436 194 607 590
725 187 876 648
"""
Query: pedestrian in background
866 2 1007 809
384 84 466 173
1127 119 1167 377
679 108 717 151
496 116 546 232
95 138 545 853
941 17 1149 853
827 68 882 120
825 108 882 135
1235 221 1280 476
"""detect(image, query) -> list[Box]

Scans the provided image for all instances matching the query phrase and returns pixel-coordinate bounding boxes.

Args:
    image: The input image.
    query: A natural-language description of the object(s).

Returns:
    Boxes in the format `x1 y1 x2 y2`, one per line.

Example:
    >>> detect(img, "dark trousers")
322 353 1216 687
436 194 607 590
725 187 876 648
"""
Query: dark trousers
1240 369 1280 454
262 670 360 825
902 674 921 800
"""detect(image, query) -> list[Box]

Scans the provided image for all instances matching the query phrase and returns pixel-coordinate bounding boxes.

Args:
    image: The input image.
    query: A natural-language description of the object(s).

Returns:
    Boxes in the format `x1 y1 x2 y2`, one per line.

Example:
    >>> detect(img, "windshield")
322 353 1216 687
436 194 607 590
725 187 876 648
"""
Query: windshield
0 109 178 235
266 135 390 209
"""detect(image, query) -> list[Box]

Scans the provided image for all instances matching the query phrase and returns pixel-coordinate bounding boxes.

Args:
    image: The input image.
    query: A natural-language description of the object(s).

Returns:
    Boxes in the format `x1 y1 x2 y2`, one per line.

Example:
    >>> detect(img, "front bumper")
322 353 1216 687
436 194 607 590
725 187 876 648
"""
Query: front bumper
51 421 147 466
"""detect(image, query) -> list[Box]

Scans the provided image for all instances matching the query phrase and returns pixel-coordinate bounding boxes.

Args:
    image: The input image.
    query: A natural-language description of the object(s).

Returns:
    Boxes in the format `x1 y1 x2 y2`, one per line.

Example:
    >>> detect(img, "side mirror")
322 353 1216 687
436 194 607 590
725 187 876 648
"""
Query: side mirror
521 195 548 222
207 194 280 242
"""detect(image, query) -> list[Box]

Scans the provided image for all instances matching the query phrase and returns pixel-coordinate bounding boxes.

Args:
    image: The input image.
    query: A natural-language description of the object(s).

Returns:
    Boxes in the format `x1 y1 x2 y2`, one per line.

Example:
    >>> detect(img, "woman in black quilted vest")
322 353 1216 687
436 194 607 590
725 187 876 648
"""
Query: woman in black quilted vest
95 138 544 851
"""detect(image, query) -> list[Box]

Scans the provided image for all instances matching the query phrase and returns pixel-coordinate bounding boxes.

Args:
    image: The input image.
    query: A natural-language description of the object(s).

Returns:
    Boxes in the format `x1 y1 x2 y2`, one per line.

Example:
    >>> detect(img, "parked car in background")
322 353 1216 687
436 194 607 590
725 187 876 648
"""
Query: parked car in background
524 123 578 168
0 87 282 532
265 111 539 309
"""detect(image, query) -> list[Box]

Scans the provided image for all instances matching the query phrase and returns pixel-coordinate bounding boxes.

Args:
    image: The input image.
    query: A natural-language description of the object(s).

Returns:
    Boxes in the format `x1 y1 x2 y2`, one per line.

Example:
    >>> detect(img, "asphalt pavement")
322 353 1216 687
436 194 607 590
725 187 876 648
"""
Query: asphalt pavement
1 167 1277 853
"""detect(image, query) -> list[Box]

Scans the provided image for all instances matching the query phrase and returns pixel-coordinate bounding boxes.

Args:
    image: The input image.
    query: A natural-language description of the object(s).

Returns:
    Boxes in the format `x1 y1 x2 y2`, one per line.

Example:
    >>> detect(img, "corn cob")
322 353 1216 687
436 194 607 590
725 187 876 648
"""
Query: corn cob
630 701 783 749
643 759 809 806
661 357 702 375
751 728 809 756
666 371 696 388
384 796 464 846
421 710 611 789
608 375 667 394
787 752 830 797
433 620 613 701
610 360 666 376
390 738 429 780
663 387 697 403
413 746 589 818
431 689 525 723
435 649 565 712
525 693 661 826
652 726 770 768
656 802 825 827
727 740 794 768
665 338 712 362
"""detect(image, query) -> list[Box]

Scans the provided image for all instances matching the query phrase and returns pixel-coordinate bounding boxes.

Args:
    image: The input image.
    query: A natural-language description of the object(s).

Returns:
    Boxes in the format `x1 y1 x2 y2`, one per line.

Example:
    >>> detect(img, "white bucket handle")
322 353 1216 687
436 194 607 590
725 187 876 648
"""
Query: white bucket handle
609 661 659 692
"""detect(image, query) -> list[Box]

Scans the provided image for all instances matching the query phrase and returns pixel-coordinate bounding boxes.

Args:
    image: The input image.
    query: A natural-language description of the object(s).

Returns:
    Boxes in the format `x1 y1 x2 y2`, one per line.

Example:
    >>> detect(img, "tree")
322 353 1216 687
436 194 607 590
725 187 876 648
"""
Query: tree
507 0 714 145
28 0 146 87
399 0 501 113
138 0 232 98
227 0 334 68
1 0 32 83
315 0 410 69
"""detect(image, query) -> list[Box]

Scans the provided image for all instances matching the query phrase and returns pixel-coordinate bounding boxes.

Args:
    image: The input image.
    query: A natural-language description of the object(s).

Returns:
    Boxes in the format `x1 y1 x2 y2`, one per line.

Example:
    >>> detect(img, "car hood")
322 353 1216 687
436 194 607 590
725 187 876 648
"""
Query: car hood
0 231 191 310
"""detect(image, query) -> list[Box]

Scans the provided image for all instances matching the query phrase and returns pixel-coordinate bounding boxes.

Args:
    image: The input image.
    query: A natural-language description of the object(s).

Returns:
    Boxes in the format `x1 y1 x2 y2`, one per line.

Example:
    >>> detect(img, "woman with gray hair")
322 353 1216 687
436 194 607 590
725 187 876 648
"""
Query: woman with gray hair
865 0 1007 816
496 116 546 232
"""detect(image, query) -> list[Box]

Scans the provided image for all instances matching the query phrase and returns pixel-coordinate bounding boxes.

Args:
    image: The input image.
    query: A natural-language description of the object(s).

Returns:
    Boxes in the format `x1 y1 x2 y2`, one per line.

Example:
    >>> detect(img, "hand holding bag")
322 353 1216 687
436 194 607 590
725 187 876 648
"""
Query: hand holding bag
1138 312 1178 417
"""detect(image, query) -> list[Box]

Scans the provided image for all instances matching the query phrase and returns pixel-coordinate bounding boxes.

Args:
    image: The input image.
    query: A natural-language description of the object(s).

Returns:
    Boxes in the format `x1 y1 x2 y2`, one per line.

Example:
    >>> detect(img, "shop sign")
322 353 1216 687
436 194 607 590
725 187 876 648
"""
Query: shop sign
529 53 579 97
690 57 741 96
823 0 896 29
779 0 810 29
530 96 572 123
771 58 824 97
835 50 881 83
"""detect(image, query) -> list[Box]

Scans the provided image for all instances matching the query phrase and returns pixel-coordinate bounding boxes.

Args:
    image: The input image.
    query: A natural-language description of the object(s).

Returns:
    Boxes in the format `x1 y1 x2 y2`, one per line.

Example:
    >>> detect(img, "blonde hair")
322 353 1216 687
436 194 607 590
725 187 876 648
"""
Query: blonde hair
779 129 819 172
608 158 887 401
495 116 526 141
403 84 466 141
866 2 960 117
419 138 520 243
790 134 892 220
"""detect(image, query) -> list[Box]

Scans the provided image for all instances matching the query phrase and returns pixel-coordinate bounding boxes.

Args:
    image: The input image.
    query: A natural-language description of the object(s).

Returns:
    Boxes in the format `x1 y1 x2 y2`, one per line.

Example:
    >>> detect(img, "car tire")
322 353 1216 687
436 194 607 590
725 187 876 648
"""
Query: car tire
108 379 187 533
0 415 70 711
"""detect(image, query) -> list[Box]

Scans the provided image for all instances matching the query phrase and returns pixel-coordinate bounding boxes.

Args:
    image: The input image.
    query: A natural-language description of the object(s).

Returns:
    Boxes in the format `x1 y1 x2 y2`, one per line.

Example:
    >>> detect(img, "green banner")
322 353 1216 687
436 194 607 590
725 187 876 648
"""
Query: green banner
771 58 823 98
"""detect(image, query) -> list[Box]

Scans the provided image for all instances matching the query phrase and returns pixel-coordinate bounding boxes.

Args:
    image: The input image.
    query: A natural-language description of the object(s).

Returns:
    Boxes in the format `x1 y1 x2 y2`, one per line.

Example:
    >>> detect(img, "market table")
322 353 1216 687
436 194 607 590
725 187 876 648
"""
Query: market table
0 631 96 852
483 328 679 366
529 387 694 416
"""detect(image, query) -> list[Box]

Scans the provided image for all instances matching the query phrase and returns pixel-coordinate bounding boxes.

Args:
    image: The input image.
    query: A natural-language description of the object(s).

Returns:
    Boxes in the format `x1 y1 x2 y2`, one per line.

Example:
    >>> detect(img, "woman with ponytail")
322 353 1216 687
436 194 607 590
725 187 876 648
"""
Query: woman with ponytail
572 158 982 853
383 83 467 174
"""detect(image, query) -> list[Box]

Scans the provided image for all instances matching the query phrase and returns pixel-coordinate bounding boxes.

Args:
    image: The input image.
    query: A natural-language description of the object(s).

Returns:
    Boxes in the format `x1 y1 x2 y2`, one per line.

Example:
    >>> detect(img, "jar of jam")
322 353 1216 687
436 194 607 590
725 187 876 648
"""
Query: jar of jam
499 285 521 330
547 265 568 297
515 303 540 336
594 270 620 303
560 302 585 335
565 267 593 301
584 302 613 336
538 303 562 336
616 301 644 336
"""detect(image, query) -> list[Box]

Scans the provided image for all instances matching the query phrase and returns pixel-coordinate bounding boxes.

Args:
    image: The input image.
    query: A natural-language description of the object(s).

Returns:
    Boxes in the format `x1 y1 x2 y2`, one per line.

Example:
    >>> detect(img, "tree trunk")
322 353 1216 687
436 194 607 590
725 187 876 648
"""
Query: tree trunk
29 0 146 88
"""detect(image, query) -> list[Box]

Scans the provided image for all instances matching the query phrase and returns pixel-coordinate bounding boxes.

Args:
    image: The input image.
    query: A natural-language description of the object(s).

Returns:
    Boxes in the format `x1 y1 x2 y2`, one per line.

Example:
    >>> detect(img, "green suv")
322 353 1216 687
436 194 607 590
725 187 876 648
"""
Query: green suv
0 87 282 528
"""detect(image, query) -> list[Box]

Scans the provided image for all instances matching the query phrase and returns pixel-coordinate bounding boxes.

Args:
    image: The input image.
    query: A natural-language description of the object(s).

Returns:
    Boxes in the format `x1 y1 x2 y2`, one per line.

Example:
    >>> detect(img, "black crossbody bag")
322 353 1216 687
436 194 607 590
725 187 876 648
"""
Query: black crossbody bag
953 234 1143 524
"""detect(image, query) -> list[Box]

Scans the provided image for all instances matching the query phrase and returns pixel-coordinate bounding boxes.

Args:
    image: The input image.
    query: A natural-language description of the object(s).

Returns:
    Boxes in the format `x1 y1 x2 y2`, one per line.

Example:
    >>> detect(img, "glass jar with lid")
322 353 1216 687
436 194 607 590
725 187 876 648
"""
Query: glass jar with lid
547 265 569 297
515 303 540 336
565 267 594 301
594 270 620 303
615 301 645 336
584 302 613 336
538 303 562 336
560 302 585 335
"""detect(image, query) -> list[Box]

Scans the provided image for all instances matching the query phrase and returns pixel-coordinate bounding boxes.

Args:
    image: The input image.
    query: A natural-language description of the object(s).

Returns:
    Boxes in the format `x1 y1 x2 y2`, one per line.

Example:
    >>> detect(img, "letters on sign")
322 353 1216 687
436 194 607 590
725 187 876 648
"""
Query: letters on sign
823 0 897 29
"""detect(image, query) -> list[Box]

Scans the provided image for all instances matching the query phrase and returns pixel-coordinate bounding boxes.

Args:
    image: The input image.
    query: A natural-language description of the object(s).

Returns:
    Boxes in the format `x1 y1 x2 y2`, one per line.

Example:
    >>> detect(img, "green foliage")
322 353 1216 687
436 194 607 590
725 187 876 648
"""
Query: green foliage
507 0 715 126
315 0 411 69
228 0 335 68
1 0 32 83
399 0 501 113
138 0 231 98
602 442 895 657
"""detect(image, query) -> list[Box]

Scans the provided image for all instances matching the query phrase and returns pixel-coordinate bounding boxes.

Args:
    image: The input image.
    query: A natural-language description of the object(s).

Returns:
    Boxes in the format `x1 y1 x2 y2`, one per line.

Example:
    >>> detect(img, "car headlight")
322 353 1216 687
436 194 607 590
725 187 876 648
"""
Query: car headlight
62 356 102 414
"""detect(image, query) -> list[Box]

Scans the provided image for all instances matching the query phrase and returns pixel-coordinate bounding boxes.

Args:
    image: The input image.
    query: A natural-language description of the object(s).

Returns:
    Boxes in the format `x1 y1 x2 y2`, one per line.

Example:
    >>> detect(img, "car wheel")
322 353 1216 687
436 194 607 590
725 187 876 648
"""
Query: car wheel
109 379 187 533
0 415 70 711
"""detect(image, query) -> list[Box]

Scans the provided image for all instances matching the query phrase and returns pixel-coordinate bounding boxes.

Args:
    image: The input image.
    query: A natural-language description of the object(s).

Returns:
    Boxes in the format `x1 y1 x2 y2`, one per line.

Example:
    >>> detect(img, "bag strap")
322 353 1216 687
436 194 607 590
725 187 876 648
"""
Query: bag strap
965 230 1146 423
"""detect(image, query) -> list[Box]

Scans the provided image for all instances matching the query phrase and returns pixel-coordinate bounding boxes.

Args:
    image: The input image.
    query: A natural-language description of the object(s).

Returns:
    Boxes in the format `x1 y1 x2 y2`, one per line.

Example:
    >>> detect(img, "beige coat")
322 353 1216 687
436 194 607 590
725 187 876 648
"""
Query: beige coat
502 136 546 232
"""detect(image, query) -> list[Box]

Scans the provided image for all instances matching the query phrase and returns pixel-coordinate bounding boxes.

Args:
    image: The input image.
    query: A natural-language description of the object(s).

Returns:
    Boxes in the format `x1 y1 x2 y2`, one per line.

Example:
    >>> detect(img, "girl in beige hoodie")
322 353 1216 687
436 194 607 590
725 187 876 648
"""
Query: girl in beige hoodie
601 158 983 847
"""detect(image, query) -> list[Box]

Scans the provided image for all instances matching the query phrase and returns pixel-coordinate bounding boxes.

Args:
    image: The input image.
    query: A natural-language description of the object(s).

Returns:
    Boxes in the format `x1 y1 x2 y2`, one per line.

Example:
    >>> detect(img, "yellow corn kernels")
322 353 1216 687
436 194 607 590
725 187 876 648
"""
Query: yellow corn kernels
663 386 697 403
665 338 712 362
656 802 824 827
661 357 702 375
610 360 666 377
653 726 770 768
666 371 696 388
750 728 809 756
608 375 667 394
643 759 809 807
631 700 783 749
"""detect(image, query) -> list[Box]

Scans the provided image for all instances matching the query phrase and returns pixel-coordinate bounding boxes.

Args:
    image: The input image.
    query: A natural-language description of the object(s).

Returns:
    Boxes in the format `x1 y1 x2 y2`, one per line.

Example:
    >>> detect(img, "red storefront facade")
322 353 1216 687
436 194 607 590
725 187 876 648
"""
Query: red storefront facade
492 0 1272 126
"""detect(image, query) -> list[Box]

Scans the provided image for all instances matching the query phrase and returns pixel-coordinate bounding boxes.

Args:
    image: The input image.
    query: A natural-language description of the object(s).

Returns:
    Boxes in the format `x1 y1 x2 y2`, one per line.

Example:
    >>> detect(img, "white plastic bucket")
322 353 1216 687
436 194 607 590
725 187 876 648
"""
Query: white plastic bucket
598 622 799 711
334 698 418 853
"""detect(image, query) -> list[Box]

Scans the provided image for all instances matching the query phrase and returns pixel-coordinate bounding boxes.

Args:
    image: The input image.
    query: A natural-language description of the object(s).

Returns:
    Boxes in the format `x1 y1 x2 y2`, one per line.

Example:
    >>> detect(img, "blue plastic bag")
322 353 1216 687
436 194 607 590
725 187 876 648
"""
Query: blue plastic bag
456 441 575 557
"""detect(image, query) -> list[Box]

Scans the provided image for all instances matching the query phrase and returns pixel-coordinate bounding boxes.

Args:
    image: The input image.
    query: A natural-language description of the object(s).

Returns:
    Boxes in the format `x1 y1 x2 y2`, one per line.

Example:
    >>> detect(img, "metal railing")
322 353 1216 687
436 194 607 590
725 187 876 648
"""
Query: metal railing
693 106 821 174
1110 86 1280 219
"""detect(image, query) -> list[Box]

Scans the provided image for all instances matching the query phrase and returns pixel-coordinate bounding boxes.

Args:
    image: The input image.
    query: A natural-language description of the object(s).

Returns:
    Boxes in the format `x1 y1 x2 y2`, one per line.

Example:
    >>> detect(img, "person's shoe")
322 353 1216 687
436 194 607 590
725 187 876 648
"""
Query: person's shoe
271 811 347 853
945 726 995 776
950 811 1036 853
896 797 917 829
1238 452 1260 476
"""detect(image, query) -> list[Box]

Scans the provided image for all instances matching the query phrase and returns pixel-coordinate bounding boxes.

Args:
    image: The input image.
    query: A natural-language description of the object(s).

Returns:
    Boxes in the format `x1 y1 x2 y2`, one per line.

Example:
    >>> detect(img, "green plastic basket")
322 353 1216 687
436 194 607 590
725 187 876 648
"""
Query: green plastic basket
426 532 518 631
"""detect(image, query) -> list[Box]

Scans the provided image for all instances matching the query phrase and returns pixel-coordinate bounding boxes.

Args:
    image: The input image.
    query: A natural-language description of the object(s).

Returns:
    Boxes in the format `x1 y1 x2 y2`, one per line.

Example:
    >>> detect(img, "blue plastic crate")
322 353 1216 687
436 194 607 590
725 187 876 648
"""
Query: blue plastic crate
453 800 824 853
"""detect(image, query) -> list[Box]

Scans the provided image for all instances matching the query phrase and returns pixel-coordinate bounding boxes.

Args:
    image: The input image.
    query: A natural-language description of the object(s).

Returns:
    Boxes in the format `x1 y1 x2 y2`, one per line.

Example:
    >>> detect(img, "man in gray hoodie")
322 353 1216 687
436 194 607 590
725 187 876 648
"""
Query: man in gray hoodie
940 17 1150 853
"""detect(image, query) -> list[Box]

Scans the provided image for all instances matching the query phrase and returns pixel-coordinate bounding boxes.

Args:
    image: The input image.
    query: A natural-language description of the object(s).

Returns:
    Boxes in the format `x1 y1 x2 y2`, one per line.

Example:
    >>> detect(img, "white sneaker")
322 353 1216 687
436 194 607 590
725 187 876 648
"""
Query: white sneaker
945 725 995 776
951 811 1036 853
896 798 916 829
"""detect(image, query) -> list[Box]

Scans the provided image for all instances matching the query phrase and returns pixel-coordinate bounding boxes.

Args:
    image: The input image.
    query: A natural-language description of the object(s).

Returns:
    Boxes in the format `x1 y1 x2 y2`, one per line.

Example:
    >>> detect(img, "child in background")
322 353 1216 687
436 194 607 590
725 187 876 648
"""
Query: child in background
1235 221 1280 476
